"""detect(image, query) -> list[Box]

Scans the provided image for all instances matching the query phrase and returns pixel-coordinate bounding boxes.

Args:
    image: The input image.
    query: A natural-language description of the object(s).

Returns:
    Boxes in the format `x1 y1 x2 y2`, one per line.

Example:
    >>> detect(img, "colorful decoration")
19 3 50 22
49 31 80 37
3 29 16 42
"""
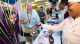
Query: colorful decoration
1 0 17 4
0 1 20 43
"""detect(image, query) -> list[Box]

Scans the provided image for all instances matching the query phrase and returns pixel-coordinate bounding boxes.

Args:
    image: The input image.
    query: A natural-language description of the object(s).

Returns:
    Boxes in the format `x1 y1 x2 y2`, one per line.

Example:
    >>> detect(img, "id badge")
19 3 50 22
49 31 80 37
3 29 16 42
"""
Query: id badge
29 24 33 28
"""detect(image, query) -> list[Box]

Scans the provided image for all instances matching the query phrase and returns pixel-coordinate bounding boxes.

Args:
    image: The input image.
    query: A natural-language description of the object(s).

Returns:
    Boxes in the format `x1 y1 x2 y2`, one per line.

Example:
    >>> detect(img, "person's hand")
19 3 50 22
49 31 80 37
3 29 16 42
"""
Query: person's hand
36 22 42 27
30 32 35 36
30 31 36 36
20 18 28 24
24 18 28 23
41 24 47 28
41 24 52 31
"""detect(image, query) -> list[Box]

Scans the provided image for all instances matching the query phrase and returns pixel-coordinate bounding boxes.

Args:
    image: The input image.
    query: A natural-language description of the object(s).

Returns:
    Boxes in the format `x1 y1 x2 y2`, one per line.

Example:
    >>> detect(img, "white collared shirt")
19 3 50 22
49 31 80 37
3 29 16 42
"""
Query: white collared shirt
42 17 80 44
58 6 68 23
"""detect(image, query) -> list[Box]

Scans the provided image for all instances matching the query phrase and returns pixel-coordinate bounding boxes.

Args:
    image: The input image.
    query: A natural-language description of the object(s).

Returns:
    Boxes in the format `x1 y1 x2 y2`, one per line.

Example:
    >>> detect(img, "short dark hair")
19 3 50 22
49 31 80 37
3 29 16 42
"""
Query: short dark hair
61 0 68 5
40 6 43 9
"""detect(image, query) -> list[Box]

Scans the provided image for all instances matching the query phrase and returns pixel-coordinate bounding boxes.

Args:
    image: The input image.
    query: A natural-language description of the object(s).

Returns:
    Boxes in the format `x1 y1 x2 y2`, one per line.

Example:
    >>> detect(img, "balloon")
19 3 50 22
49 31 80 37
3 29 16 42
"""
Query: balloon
1 0 17 4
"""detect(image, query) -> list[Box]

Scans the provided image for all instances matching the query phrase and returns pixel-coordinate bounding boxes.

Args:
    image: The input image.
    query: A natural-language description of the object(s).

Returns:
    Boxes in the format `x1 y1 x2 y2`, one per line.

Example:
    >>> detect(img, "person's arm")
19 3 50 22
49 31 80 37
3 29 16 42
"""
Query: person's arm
42 19 66 32
19 12 29 24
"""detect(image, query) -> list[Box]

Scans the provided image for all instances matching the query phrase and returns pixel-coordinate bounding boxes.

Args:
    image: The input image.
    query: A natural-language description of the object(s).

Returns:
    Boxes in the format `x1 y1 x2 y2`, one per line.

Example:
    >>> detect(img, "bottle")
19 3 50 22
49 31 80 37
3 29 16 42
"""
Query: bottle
49 33 54 44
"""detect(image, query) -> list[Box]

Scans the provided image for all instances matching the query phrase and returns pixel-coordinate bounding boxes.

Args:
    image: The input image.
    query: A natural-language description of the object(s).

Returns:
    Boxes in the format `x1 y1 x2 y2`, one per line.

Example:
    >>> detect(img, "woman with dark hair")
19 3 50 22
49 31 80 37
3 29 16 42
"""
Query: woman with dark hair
10 5 32 44
0 6 17 44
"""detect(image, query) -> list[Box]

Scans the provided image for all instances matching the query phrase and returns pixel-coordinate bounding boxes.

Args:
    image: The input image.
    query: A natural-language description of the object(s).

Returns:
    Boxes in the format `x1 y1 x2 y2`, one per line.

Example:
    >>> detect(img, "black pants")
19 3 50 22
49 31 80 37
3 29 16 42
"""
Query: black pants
21 41 26 44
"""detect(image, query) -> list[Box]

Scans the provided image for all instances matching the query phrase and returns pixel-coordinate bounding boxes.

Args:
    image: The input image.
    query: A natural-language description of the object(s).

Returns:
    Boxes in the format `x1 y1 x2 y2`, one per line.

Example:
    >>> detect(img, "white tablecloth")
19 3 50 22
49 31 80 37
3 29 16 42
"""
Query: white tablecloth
33 28 61 44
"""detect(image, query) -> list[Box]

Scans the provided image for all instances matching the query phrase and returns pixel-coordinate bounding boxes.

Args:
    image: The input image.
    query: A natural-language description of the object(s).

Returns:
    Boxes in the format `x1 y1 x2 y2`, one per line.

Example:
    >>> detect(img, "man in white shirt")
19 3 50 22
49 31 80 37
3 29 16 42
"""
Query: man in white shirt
42 0 80 44
58 0 68 23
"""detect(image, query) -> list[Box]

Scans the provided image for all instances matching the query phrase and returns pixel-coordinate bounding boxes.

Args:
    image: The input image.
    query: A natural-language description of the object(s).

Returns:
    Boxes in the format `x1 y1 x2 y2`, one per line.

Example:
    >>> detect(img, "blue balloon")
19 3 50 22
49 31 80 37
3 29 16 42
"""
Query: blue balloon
49 0 58 4
1 0 17 4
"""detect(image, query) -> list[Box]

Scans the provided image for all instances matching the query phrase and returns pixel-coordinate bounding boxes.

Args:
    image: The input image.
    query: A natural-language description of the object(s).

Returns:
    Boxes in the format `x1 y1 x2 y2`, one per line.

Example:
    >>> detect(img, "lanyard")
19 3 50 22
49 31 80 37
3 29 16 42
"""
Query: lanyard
27 13 32 24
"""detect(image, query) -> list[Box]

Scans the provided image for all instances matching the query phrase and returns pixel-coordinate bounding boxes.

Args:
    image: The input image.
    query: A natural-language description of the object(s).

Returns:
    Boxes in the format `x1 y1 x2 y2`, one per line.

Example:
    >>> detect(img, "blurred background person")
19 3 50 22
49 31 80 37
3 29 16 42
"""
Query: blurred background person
38 6 46 24
20 4 40 29
51 4 58 19
19 4 40 44
58 0 69 23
